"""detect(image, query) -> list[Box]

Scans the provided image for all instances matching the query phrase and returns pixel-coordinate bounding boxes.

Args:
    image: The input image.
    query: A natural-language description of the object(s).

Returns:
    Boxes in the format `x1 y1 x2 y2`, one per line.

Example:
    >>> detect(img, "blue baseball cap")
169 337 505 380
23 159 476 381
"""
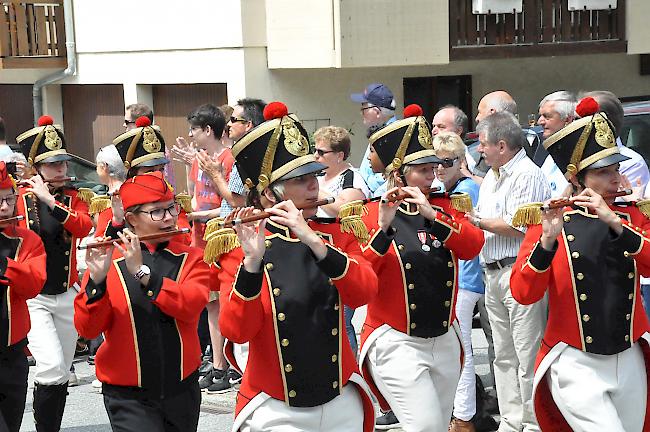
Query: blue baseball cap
350 83 396 110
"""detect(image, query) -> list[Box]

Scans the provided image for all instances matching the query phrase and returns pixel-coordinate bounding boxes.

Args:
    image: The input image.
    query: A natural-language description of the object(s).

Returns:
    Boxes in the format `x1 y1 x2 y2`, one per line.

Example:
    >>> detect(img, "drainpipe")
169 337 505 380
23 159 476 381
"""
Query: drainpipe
32 0 76 124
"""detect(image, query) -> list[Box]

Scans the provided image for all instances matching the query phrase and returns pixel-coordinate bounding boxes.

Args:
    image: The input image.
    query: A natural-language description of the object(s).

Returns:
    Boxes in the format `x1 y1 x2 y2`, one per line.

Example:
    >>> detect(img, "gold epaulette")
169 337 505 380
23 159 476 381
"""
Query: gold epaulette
449 192 473 213
175 192 192 213
636 199 650 218
77 187 95 205
89 195 111 215
338 200 370 244
203 227 240 264
511 203 543 227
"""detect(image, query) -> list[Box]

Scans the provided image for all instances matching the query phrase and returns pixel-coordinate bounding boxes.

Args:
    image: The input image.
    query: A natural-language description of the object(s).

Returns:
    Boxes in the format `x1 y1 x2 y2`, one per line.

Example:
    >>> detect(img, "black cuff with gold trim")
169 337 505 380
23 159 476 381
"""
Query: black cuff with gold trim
529 241 557 271
612 225 644 256
144 272 164 300
233 266 263 299
316 244 348 279
50 203 70 223
105 221 125 241
86 279 107 305
425 217 452 243
370 226 395 256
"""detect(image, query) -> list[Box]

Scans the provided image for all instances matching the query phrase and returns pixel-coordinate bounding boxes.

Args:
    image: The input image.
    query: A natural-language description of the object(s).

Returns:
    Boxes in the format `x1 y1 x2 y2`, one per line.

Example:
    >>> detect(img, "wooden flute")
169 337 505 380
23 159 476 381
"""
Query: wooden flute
542 189 633 210
222 197 336 228
78 227 190 250
0 215 24 224
18 176 76 186
371 186 442 204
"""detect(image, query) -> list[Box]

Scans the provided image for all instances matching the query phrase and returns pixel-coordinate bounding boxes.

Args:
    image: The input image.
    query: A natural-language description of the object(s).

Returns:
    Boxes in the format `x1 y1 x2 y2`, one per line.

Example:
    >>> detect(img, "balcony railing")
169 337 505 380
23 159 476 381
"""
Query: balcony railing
0 0 66 68
449 0 626 60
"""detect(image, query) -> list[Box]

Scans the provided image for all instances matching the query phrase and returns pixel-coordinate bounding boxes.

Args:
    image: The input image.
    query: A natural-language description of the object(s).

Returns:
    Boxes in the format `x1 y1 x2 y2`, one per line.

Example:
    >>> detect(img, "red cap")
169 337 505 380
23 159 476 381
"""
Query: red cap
0 162 15 191
119 171 174 210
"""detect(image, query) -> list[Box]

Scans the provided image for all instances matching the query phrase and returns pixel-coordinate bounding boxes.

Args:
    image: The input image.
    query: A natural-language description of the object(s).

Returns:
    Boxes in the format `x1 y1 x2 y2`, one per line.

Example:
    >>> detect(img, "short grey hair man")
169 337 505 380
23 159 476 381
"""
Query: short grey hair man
96 144 127 181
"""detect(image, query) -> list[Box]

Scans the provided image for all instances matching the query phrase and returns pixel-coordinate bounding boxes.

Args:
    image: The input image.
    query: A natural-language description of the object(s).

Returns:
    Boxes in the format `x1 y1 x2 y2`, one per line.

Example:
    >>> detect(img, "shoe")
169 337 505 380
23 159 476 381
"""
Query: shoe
449 418 476 432
75 339 89 357
375 410 401 430
87 355 95 365
198 359 213 377
199 368 227 391
228 368 242 385
206 372 232 394
27 356 36 367
68 372 78 387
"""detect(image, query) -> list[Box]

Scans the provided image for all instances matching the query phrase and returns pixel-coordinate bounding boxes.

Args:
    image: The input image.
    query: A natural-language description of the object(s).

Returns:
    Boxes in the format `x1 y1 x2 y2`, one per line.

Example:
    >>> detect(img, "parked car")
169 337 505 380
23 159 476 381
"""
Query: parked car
621 100 650 168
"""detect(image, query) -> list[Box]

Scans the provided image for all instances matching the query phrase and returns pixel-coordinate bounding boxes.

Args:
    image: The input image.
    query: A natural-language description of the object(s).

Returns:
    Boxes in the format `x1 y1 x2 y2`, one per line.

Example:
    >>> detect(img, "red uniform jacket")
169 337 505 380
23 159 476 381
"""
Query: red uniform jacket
218 219 378 432
74 238 211 397
357 198 484 409
16 187 92 295
510 204 650 431
0 225 46 348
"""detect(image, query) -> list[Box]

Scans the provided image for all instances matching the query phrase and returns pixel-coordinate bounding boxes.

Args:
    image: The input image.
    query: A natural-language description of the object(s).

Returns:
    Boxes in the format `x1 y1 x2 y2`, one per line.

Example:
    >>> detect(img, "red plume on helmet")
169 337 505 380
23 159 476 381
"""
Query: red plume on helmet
403 104 423 118
575 97 599 118
263 102 289 121
135 116 152 128
37 115 54 126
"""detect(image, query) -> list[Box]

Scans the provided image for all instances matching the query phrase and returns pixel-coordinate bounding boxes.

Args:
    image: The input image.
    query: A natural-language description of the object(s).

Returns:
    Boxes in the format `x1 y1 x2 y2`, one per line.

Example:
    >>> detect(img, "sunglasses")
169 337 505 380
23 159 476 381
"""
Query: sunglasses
123 119 136 126
434 157 458 168
230 116 249 124
314 148 336 157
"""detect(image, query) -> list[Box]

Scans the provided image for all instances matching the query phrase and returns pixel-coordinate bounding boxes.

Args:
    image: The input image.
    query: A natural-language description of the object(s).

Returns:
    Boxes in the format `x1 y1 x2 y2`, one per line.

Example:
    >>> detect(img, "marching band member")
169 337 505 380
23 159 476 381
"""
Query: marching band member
357 105 484 432
0 162 47 432
214 102 378 431
510 97 650 431
16 116 93 432
74 171 210 431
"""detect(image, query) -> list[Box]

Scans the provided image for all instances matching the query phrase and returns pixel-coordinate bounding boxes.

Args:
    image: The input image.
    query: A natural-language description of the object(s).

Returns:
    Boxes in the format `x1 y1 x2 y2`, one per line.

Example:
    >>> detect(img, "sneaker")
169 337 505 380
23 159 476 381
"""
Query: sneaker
87 355 95 365
198 359 213 377
205 373 232 394
375 410 401 430
199 368 227 391
68 372 78 387
228 368 242 385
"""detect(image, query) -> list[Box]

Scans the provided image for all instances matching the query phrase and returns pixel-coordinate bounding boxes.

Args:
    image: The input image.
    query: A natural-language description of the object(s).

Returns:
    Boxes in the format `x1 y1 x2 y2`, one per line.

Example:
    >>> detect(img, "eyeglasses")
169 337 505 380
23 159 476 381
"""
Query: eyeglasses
229 116 249 124
314 148 336 157
434 158 458 168
123 119 136 127
0 195 17 206
136 204 180 221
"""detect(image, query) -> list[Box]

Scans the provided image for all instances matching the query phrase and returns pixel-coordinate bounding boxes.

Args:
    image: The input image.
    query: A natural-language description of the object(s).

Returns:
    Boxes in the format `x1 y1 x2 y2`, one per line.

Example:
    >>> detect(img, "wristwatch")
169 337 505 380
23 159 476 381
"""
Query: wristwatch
134 264 151 280
472 215 482 228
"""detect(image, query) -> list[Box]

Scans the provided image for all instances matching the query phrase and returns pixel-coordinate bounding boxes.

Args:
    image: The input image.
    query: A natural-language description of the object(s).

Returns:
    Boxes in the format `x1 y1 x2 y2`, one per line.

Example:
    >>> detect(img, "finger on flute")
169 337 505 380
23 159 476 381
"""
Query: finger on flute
224 197 335 228
79 227 190 250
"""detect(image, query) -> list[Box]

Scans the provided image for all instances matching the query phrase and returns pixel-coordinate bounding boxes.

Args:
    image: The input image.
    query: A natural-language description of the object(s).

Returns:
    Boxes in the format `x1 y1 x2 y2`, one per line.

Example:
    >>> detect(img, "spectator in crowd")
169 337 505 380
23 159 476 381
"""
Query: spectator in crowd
475 91 517 125
0 117 12 159
536 91 576 197
350 83 397 197
433 132 485 432
313 126 370 359
219 104 234 149
469 112 550 432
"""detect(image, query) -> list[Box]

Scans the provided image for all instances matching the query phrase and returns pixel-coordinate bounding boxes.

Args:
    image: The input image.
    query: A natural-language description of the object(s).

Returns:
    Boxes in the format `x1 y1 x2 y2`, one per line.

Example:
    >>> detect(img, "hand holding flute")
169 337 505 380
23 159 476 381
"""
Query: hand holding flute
79 227 190 250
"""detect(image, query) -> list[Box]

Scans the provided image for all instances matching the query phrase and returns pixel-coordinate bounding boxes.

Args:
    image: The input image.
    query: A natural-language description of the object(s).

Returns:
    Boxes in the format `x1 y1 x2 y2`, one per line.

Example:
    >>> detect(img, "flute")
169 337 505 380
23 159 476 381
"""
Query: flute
0 215 24 224
372 186 442 204
542 189 633 210
222 197 335 228
78 227 190 250
18 176 76 186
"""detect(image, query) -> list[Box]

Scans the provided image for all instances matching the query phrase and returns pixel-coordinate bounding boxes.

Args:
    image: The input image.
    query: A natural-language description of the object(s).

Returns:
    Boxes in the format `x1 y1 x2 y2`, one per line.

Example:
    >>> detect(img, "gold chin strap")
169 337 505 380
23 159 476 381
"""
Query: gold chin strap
257 120 284 193
385 119 417 175
28 127 47 166
124 128 144 169
566 120 594 179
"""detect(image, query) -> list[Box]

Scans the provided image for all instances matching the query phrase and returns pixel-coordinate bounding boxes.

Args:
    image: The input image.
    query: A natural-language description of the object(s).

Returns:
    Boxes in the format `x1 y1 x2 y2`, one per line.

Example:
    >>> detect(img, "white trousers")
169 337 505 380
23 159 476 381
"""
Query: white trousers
547 343 647 432
240 383 363 432
485 265 545 432
26 289 78 385
367 327 461 432
453 289 483 421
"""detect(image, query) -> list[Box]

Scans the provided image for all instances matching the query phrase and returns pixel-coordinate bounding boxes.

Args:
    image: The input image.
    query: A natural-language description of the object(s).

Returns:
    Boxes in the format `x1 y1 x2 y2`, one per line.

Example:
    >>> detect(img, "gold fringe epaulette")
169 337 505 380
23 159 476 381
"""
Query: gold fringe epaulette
175 192 192 213
89 195 111 215
636 199 650 218
511 203 543 227
203 228 240 264
338 200 370 244
203 217 225 240
449 193 473 213
77 187 95 205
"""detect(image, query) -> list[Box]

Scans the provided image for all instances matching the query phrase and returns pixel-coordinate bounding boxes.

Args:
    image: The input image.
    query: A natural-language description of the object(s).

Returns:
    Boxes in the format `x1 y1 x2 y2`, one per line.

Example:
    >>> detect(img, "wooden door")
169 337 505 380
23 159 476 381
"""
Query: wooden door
61 84 125 161
152 84 228 191
0 84 34 144
403 75 473 130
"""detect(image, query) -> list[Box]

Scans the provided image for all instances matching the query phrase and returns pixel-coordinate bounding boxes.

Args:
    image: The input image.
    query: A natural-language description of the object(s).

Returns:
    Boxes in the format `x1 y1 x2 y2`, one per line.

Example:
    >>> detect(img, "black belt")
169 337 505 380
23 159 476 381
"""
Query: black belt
485 257 516 270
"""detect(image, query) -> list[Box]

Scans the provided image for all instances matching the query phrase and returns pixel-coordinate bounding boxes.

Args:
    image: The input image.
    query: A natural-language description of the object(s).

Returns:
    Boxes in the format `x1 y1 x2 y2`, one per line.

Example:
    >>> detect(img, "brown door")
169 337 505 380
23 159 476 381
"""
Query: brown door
62 84 125 161
152 84 228 192
0 84 34 144
403 75 473 130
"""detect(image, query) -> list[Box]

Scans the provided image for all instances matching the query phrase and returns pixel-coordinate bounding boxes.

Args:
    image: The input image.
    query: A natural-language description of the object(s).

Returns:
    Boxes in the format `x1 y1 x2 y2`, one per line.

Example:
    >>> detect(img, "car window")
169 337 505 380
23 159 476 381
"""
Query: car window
621 113 650 168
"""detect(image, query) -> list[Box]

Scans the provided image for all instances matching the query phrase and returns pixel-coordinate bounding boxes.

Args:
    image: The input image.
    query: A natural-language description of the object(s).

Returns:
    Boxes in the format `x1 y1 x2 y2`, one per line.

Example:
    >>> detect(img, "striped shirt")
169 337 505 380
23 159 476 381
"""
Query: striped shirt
476 148 550 263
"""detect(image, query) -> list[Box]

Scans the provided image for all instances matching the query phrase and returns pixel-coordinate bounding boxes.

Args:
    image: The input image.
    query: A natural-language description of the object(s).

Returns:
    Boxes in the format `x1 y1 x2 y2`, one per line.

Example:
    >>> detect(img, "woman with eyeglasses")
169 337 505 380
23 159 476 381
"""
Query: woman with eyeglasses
0 161 47 432
74 172 210 432
432 132 485 432
358 106 484 432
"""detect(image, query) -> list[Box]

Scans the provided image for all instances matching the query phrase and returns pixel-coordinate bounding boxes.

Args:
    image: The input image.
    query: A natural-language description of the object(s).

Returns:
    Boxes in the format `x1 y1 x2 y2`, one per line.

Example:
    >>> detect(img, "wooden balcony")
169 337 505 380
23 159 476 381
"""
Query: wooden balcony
0 0 66 69
450 0 627 60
